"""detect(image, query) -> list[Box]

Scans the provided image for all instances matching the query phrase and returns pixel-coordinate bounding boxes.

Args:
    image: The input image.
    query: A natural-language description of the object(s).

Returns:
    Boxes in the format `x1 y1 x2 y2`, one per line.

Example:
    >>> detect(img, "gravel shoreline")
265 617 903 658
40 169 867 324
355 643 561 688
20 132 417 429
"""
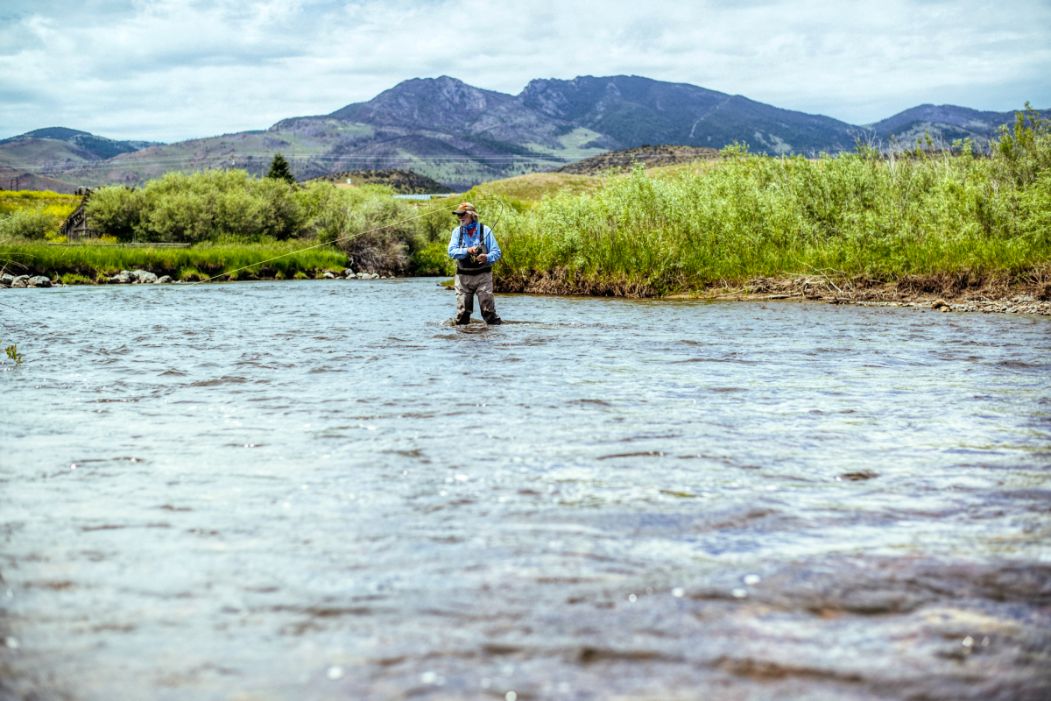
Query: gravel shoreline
680 276 1051 315
4 270 1049 315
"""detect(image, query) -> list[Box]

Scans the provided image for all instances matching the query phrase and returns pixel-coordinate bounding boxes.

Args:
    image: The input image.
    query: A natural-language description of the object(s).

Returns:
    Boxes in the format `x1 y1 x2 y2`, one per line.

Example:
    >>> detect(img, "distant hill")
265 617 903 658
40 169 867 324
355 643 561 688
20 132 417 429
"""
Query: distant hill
0 164 81 193
0 127 161 190
0 127 158 166
3 76 1045 191
867 104 1051 149
7 127 158 158
309 168 450 193
557 145 720 174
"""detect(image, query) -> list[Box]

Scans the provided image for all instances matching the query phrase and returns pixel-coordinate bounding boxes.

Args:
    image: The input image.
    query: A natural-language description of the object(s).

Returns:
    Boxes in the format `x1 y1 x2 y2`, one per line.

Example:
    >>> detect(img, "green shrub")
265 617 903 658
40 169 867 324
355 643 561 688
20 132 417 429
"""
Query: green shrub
58 272 94 285
993 104 1051 187
0 208 58 240
411 239 455 276
335 195 416 274
87 187 144 242
87 170 308 243
296 181 355 241
177 267 209 282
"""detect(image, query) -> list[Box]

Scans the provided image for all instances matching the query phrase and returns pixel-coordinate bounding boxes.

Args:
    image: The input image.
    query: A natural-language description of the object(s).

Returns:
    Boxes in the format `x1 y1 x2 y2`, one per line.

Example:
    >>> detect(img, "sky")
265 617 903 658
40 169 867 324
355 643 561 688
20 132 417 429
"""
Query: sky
1 0 1049 143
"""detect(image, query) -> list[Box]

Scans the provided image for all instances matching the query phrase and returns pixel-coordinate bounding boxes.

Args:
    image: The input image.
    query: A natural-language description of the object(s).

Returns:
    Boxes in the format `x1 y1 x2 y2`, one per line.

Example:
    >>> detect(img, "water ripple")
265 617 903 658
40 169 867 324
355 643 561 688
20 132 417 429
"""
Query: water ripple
1 280 1048 700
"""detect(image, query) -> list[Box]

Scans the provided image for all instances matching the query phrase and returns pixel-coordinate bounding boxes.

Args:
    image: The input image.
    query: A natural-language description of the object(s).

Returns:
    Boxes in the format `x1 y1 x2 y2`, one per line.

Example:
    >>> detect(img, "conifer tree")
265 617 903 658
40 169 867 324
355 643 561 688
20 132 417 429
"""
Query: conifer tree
266 153 295 184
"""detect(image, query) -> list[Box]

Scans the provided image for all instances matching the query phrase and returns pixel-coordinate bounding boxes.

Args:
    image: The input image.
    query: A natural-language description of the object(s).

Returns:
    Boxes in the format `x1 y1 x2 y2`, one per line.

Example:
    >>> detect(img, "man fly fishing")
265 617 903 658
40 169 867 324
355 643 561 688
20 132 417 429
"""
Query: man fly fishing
447 202 502 325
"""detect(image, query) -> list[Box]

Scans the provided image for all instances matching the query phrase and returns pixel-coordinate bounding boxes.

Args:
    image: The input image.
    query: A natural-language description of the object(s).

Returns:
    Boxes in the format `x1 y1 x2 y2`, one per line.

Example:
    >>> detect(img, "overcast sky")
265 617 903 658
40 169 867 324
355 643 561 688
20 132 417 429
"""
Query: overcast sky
2 0 1049 143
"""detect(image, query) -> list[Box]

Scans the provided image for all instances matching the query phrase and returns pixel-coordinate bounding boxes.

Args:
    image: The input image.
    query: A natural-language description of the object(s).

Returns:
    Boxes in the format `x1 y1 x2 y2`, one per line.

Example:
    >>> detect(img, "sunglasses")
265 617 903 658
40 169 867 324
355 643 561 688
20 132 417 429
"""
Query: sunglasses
455 212 471 217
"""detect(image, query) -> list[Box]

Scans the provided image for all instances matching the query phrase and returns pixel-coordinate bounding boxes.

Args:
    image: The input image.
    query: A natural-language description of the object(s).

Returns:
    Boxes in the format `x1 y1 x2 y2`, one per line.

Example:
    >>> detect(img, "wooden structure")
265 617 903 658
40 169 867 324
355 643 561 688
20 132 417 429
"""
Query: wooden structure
61 187 95 239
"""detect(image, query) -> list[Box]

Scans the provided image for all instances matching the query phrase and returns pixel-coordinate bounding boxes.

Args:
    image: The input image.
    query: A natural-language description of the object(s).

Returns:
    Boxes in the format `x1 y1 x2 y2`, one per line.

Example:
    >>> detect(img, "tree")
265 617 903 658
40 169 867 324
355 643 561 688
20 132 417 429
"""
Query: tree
266 153 296 184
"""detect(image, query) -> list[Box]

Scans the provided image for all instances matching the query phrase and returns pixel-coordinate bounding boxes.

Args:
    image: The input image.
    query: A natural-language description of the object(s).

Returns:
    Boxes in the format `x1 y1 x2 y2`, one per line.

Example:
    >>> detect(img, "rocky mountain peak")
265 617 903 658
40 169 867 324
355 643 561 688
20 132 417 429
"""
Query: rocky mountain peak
329 75 514 128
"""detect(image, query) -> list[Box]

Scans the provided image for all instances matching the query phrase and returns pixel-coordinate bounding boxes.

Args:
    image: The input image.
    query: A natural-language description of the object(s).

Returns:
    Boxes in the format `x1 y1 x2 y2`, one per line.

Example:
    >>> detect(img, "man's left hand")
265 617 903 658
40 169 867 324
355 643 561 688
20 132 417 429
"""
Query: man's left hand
476 253 488 263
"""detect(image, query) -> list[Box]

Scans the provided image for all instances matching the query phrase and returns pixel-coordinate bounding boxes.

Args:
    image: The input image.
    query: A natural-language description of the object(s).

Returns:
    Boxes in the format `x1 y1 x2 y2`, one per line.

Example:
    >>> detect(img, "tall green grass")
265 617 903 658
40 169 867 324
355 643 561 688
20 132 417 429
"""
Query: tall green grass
487 116 1051 296
0 241 346 282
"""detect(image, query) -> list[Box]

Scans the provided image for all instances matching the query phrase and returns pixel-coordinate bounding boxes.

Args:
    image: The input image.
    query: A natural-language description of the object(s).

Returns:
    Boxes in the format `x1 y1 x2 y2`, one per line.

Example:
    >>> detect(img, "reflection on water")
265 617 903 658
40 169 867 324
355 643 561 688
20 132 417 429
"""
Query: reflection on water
1 279 1050 700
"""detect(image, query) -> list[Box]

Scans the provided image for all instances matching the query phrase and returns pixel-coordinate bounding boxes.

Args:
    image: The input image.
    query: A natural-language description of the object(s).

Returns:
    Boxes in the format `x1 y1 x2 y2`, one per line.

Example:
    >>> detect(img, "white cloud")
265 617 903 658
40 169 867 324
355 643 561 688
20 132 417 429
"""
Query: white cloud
0 0 1047 141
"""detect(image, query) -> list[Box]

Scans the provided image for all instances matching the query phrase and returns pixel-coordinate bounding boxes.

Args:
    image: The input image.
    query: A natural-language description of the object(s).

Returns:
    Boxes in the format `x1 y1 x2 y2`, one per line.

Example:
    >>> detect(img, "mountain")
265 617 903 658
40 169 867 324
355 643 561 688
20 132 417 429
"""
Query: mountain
329 76 563 145
49 76 868 189
520 75 861 153
2 77 1044 191
866 104 1050 149
0 164 82 194
0 127 158 169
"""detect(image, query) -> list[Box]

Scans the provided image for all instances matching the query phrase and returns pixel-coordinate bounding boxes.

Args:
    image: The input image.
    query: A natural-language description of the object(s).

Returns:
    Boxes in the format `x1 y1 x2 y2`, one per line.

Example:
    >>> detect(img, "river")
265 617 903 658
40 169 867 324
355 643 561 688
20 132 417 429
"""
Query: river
1 279 1049 700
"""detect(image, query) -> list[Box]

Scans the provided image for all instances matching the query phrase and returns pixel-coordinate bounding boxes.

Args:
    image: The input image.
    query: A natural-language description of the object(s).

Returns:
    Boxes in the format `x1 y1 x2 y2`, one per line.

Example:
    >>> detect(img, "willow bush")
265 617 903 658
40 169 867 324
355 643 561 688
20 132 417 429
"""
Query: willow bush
78 172 430 276
4 173 426 279
87 170 305 243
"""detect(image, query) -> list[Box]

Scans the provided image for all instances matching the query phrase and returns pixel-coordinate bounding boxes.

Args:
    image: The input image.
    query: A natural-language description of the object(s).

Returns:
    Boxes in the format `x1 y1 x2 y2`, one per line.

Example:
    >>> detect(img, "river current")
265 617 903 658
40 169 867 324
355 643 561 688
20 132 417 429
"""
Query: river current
1 279 1049 700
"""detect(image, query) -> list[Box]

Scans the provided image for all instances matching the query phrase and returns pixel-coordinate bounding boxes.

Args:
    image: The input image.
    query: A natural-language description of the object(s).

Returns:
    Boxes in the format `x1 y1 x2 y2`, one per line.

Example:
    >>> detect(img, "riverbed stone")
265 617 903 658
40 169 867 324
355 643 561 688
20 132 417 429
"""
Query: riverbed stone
0 273 14 287
130 269 157 284
156 275 172 284
323 271 337 279
27 275 52 288
10 275 29 288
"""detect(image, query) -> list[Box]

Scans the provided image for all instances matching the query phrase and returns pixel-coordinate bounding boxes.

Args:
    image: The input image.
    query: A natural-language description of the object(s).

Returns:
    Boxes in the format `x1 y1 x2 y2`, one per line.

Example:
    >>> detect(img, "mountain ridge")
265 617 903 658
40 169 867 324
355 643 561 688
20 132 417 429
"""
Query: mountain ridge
2 76 1045 191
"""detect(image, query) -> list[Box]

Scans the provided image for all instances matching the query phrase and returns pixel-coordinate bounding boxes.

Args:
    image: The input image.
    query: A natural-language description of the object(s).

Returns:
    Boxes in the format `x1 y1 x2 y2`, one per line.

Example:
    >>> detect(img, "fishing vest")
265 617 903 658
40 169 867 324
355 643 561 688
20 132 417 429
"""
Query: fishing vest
456 221 492 275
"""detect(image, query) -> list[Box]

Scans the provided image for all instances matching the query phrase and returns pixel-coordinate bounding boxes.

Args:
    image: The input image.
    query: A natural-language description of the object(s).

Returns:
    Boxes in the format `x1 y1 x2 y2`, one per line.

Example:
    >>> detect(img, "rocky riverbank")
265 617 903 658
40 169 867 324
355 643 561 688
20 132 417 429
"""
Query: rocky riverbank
0 274 53 288
689 276 1051 315
0 268 394 288
501 270 1051 316
5 269 1049 315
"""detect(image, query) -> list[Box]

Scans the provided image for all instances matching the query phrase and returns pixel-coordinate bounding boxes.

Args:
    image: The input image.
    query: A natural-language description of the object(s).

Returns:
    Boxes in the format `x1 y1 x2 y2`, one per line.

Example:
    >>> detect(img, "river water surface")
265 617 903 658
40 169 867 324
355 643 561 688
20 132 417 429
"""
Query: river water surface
1 279 1050 700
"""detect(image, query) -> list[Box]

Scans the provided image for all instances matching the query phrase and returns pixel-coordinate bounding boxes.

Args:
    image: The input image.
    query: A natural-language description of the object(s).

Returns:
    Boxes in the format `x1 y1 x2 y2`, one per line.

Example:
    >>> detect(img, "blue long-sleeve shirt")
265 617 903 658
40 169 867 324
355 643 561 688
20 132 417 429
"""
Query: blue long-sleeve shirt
447 222 502 264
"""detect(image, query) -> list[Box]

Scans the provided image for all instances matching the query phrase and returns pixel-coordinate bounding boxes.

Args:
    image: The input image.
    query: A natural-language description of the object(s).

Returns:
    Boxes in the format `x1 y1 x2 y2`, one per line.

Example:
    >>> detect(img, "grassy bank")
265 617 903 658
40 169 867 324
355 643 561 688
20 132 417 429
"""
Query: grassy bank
0 173 425 281
450 112 1051 299
0 241 347 283
493 152 1048 296
2 110 1049 304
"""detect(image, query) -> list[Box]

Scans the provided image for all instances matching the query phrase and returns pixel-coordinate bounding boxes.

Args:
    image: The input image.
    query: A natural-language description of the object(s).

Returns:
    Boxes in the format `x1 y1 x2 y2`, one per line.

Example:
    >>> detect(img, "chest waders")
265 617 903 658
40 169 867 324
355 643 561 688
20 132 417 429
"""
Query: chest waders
454 221 500 325
456 222 492 275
